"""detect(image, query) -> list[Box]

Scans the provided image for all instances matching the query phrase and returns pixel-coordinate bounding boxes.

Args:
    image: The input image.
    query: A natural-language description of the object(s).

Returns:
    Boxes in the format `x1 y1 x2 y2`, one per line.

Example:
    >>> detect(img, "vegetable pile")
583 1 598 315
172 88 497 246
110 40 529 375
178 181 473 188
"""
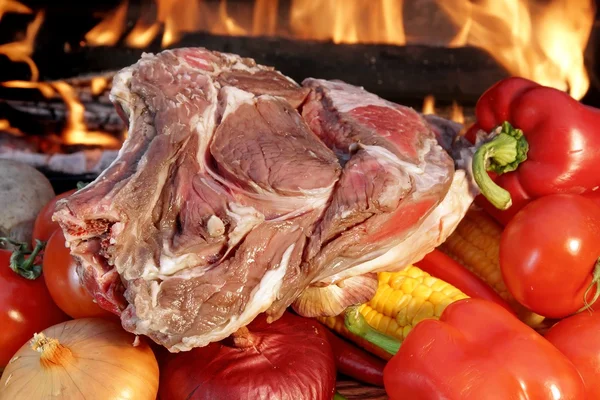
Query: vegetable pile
1 76 600 400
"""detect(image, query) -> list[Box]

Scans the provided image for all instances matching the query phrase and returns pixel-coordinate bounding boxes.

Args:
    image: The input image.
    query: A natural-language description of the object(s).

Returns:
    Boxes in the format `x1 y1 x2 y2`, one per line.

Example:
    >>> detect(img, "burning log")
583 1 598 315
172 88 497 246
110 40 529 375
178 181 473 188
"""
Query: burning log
2 96 123 136
34 35 509 104
0 73 122 177
0 73 124 138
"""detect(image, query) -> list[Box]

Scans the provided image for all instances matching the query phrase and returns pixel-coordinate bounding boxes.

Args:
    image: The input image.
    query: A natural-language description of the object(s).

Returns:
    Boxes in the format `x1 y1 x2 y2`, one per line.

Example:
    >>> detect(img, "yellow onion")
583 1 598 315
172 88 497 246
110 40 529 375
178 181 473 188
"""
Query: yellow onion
0 317 159 400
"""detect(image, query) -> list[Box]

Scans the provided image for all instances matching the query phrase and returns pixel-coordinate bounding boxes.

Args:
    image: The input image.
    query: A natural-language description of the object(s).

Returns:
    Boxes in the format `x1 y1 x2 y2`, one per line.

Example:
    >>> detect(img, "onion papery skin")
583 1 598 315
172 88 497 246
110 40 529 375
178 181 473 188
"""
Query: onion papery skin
0 318 159 400
159 312 337 400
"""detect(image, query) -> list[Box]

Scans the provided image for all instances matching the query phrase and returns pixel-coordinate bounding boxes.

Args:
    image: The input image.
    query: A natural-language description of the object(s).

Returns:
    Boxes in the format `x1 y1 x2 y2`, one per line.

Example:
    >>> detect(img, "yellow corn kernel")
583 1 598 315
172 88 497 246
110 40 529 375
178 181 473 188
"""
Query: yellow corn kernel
317 265 468 359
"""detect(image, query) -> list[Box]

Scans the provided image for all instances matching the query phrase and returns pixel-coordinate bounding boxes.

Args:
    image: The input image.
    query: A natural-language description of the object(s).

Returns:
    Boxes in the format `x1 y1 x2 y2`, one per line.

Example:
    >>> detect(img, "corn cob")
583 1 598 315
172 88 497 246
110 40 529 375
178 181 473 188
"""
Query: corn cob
439 207 546 328
319 265 468 359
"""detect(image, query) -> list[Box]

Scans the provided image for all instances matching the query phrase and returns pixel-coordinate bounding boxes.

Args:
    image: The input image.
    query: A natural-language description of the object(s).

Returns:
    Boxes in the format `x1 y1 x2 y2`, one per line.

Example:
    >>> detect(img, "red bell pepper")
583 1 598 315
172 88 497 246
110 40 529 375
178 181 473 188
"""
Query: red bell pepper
545 310 600 399
467 77 600 226
345 298 585 400
584 190 600 210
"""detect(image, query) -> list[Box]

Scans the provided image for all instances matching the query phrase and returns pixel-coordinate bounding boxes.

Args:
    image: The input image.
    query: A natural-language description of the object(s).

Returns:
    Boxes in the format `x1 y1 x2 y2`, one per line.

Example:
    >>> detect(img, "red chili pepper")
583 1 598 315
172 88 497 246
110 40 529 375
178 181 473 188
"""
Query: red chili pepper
345 298 586 400
415 249 513 314
466 77 600 226
324 329 385 387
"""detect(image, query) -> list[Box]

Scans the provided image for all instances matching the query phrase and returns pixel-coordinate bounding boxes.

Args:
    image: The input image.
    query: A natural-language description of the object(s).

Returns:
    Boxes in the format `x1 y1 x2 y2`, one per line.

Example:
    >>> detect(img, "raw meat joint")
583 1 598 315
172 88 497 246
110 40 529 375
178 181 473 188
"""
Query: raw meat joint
53 47 478 352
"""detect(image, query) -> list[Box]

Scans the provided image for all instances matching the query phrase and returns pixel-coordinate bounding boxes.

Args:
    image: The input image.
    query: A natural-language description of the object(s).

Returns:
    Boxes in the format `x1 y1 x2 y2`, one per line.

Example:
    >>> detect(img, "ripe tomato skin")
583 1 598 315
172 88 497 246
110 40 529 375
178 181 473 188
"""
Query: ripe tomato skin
500 194 600 319
545 311 600 399
43 230 115 319
0 250 69 366
32 189 76 244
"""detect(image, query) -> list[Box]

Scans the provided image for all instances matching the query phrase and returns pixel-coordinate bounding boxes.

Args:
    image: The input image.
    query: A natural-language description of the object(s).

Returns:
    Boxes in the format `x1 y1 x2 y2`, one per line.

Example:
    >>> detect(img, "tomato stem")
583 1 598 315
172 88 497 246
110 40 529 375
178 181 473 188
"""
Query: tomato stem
472 121 529 210
344 306 400 356
0 238 45 280
580 258 600 312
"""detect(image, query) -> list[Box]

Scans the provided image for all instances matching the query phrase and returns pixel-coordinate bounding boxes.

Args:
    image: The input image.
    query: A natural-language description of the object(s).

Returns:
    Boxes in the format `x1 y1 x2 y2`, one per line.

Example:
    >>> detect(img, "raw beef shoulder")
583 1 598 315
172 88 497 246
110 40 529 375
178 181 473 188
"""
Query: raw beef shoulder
53 47 476 352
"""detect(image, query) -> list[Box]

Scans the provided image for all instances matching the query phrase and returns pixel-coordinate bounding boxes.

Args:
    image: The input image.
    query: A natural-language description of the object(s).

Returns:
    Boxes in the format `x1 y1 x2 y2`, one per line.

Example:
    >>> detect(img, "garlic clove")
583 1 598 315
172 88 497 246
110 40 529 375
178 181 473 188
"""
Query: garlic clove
292 273 378 317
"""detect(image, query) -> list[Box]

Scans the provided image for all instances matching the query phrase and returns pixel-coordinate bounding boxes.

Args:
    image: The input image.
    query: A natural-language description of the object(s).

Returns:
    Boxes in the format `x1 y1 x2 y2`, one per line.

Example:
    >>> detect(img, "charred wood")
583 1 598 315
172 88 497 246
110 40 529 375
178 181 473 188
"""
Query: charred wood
0 73 125 137
32 34 510 104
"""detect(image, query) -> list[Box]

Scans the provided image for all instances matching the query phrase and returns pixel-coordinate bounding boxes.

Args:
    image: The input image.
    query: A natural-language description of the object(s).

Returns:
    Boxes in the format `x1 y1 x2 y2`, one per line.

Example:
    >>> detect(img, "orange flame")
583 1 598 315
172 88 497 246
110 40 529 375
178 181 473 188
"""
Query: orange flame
0 7 44 81
437 0 594 100
0 118 24 136
422 95 436 115
90 77 109 95
289 0 405 45
83 0 593 100
2 79 55 97
252 0 278 36
51 81 121 147
84 0 128 46
0 0 31 21
125 20 161 48
450 101 464 125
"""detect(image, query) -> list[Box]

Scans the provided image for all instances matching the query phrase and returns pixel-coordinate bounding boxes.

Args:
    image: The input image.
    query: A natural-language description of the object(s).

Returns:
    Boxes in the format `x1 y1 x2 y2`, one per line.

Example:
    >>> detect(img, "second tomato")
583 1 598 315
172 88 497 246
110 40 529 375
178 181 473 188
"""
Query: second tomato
31 189 76 244
500 194 600 318
43 229 115 319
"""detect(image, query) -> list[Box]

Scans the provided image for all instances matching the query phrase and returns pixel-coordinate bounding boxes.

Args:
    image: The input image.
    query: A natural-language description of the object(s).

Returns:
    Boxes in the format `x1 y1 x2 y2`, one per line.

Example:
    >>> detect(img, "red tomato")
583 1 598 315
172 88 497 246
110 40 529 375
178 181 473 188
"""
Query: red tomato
545 311 600 399
500 194 600 318
0 249 68 366
32 189 76 244
43 229 115 319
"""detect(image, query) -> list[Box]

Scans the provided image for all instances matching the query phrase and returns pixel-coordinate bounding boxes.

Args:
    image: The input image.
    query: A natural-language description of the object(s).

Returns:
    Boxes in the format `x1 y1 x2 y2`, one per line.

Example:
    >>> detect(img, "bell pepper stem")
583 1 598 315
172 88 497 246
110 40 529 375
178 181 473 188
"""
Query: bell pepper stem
0 237 45 280
333 393 347 400
580 258 600 313
472 121 529 210
344 306 401 356
76 181 90 190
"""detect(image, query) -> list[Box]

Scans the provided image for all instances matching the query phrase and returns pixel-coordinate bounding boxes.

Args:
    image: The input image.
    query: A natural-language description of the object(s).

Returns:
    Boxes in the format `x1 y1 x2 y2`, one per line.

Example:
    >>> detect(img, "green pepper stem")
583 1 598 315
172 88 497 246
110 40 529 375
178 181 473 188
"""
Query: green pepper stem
579 258 600 313
76 181 90 190
472 121 529 210
0 238 45 280
333 393 347 400
344 306 401 356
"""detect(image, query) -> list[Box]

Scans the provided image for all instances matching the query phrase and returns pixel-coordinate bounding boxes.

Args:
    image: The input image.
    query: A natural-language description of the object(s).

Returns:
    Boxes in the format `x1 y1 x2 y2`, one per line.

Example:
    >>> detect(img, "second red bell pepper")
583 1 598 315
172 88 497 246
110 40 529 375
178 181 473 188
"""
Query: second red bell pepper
345 298 585 400
467 77 600 225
